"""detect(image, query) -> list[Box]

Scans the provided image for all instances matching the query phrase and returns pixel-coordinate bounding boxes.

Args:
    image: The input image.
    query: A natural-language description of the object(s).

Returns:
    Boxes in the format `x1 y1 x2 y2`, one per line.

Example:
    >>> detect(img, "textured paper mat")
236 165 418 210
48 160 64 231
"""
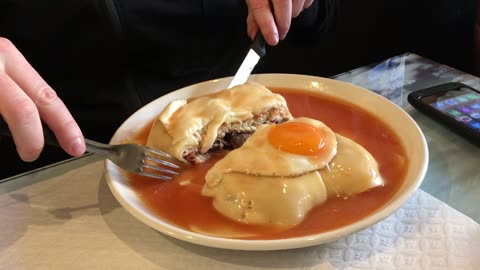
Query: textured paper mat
0 160 478 269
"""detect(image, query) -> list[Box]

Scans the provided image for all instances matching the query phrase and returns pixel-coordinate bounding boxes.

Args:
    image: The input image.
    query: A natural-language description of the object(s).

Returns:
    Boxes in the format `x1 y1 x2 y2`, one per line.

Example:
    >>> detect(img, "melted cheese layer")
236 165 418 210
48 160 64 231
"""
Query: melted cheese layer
146 82 291 162
202 171 327 227
321 134 384 197
202 119 384 228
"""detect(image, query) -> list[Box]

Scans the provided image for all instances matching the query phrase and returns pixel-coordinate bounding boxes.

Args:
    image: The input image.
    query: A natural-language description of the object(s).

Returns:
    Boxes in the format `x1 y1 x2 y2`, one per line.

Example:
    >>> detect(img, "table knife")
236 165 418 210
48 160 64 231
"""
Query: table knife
228 33 266 88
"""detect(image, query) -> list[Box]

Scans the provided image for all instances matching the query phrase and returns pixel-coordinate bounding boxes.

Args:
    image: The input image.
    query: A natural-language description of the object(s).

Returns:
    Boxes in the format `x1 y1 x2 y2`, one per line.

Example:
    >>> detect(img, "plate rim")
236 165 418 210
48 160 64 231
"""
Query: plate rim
105 73 429 251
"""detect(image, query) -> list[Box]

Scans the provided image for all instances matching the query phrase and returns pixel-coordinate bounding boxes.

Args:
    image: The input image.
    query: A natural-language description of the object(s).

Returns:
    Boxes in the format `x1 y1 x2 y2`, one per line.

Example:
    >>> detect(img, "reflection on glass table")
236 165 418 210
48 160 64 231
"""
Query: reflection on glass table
333 52 480 222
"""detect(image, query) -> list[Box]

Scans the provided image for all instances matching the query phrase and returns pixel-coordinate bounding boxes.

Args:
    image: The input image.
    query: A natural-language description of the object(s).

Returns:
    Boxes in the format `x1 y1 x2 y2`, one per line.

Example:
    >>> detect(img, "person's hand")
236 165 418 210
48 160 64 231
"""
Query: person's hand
246 0 315 46
0 37 86 161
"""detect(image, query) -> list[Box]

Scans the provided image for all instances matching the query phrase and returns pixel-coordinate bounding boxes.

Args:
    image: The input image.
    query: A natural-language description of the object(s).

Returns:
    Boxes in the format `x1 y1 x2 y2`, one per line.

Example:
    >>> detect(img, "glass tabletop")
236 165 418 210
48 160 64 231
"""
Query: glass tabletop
1 52 479 223
332 52 480 222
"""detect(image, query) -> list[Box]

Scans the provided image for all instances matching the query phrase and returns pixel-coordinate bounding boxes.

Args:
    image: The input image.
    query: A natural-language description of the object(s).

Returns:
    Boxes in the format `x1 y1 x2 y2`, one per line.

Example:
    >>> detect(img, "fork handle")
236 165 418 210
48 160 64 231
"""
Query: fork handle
84 139 114 158
0 118 110 157
0 118 60 148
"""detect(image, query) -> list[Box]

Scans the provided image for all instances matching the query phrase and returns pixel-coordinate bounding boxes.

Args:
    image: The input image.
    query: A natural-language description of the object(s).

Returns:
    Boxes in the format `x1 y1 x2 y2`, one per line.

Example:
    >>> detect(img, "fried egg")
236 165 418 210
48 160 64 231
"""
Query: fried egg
204 117 338 187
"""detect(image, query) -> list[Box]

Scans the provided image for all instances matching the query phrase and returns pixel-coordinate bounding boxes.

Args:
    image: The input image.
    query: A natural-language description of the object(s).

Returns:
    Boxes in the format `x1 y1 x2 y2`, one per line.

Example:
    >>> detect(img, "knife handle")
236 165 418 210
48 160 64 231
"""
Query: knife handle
252 32 266 58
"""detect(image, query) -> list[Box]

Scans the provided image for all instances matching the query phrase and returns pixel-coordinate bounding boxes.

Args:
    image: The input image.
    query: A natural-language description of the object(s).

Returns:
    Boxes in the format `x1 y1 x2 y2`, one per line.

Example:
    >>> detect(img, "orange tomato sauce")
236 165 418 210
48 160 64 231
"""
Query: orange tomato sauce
129 89 408 240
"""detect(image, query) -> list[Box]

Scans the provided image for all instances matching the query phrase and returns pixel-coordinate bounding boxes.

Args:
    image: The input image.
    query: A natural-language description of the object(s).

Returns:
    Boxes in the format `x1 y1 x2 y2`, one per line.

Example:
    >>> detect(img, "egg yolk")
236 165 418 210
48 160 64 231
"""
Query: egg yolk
268 121 325 155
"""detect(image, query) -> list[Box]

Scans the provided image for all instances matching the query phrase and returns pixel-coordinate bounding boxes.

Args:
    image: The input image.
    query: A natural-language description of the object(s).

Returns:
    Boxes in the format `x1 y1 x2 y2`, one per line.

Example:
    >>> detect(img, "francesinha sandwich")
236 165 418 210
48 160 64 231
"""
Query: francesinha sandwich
146 82 292 164
202 118 385 228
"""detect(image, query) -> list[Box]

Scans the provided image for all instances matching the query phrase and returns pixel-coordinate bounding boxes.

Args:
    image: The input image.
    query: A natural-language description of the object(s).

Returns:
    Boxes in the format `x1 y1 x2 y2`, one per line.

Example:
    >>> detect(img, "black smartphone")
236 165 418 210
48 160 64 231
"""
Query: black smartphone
407 82 480 144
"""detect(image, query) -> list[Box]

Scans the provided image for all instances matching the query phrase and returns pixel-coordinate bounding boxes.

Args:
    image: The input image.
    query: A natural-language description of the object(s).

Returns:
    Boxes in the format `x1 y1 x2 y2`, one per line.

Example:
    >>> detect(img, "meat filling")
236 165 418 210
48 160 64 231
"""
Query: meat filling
183 106 291 164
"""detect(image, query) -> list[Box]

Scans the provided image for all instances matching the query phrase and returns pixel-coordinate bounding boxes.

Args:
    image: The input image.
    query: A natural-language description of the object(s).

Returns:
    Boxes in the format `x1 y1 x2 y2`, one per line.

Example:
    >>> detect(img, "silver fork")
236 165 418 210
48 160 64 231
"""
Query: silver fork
85 139 182 180
0 119 182 180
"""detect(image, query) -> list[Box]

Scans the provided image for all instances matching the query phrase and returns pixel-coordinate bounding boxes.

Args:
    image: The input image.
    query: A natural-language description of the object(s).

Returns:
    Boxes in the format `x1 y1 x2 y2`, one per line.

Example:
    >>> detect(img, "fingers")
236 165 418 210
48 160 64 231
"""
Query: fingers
246 9 259 40
303 0 314 11
247 0 313 45
0 38 85 159
291 0 305 18
271 0 292 40
0 72 43 161
247 0 279 46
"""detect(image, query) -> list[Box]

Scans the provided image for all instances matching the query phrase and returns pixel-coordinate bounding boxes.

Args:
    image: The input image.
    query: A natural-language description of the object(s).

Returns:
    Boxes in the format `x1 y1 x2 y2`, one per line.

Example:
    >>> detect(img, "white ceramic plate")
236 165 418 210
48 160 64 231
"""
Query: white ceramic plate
105 74 428 251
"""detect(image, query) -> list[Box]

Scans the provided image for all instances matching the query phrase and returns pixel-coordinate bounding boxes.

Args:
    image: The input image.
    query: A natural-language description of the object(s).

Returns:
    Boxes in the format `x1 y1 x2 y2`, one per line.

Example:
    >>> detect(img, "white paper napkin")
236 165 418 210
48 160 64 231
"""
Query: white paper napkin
322 189 480 269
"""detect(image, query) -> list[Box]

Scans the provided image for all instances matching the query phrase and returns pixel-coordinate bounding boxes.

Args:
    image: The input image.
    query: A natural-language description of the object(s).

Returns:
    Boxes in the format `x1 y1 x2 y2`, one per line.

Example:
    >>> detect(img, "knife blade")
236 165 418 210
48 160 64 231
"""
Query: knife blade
228 33 266 88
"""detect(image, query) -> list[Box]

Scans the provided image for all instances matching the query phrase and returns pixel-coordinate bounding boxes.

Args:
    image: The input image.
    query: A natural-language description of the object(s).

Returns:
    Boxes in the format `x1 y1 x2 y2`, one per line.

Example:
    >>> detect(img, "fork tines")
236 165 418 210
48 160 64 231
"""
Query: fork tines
140 147 184 180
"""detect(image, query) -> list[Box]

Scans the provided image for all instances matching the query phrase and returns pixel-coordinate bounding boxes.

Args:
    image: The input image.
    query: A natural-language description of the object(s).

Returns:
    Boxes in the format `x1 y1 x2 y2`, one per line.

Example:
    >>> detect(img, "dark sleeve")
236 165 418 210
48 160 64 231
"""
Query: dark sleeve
0 0 143 143
288 0 339 44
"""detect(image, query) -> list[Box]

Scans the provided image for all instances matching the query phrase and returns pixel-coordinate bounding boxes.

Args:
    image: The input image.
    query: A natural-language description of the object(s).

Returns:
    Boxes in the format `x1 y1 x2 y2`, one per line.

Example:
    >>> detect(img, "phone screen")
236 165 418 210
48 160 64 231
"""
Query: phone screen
419 87 480 132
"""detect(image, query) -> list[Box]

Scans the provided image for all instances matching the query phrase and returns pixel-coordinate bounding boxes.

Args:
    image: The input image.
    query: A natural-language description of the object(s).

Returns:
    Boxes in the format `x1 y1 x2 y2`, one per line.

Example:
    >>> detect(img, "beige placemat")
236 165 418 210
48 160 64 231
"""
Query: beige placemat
0 160 478 270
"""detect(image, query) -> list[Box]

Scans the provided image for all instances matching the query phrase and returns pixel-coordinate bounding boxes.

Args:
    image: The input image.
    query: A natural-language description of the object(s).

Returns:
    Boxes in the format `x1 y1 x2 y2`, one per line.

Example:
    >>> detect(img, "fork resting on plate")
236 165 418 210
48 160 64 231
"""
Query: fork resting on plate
0 120 182 180
85 139 181 180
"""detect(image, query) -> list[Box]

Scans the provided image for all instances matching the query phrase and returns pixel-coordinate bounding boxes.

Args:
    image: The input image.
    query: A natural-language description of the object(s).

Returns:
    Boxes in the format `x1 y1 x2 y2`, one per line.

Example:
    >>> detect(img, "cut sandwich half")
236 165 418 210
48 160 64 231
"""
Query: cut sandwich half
146 82 293 164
